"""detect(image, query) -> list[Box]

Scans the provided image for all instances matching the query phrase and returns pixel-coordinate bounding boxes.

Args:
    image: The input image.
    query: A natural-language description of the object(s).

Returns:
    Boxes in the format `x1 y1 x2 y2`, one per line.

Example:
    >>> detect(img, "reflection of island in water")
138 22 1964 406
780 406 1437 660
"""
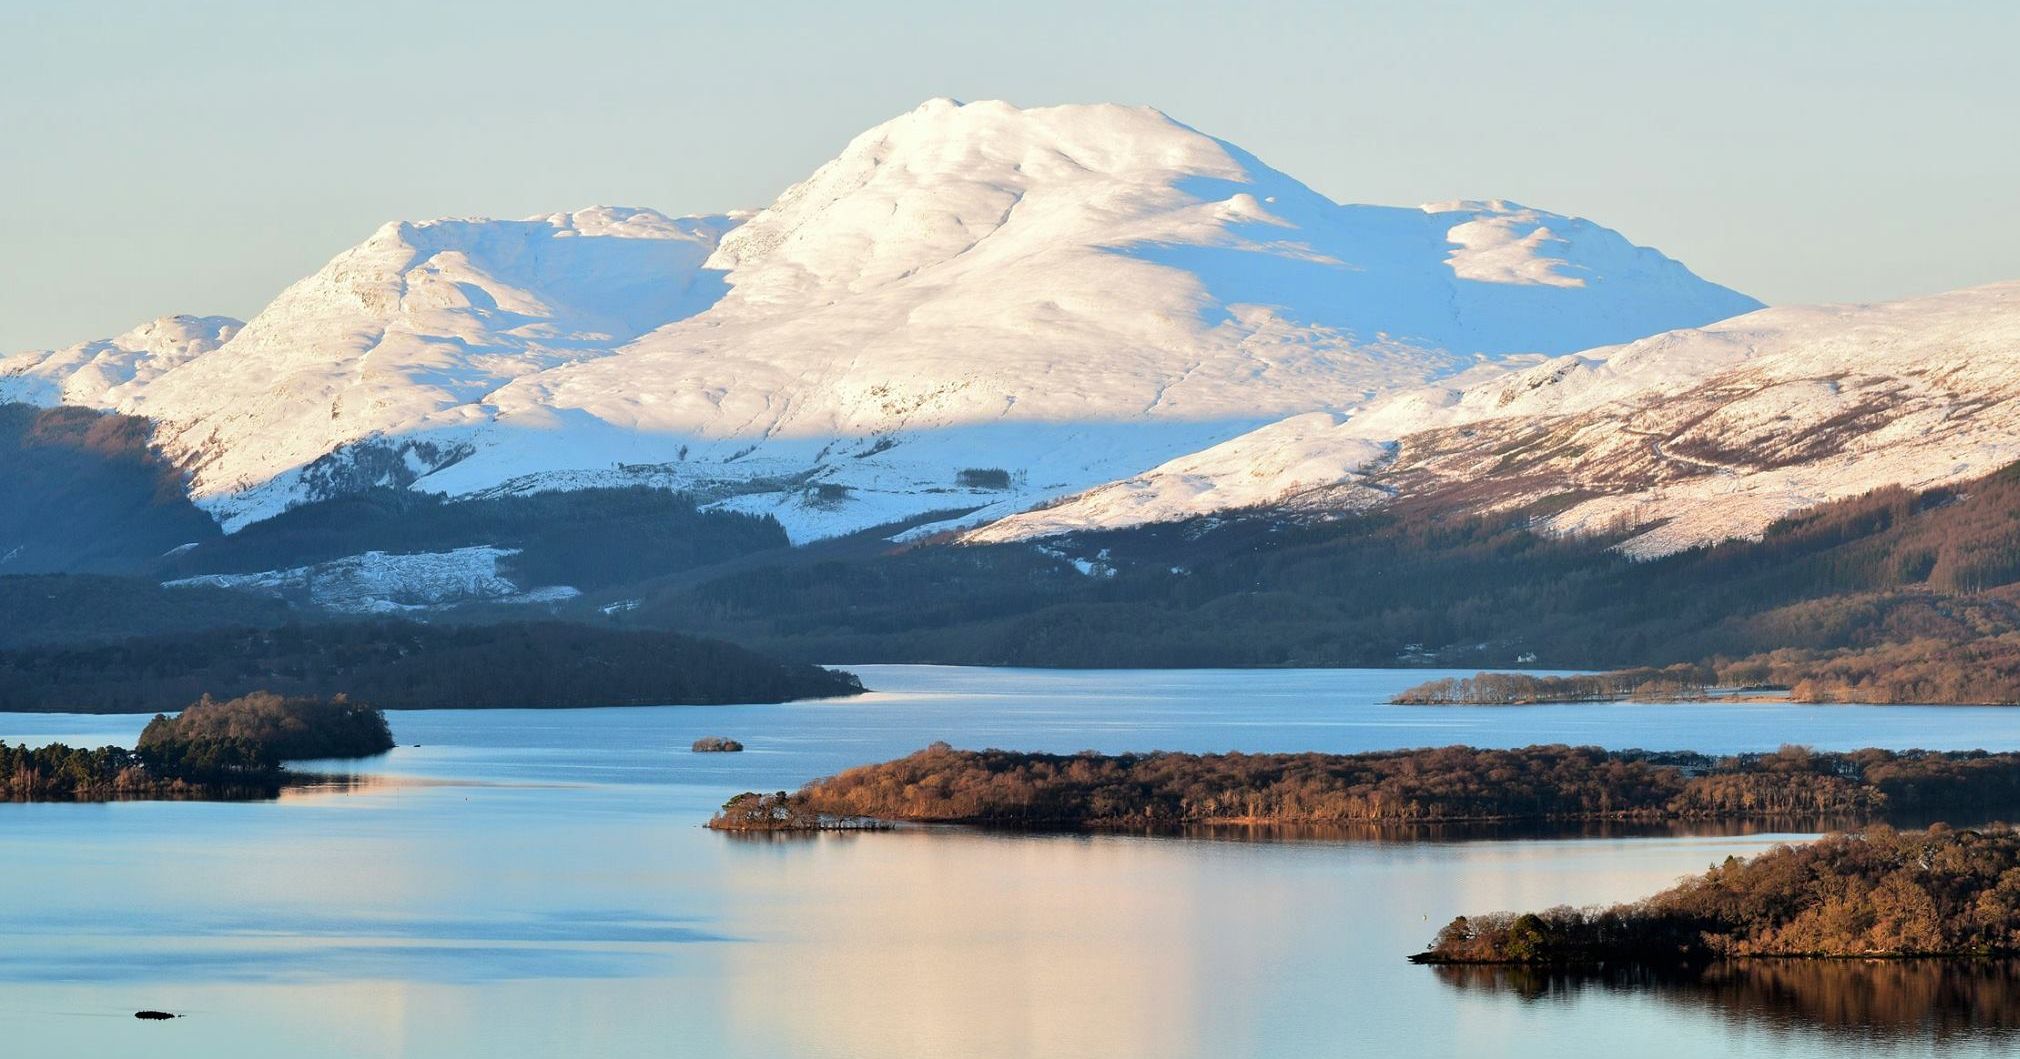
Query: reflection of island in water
706 815 1937 848
1436 960 2020 1041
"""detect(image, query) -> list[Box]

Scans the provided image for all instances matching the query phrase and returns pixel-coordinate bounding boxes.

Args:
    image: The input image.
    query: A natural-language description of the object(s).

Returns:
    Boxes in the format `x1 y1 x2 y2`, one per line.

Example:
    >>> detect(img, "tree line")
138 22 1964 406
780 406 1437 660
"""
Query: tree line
0 739 279 801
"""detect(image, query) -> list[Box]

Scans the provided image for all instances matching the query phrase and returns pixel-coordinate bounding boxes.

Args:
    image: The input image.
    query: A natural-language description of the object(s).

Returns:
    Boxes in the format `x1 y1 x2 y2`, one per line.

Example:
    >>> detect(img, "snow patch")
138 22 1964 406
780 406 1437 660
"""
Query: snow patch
163 545 577 613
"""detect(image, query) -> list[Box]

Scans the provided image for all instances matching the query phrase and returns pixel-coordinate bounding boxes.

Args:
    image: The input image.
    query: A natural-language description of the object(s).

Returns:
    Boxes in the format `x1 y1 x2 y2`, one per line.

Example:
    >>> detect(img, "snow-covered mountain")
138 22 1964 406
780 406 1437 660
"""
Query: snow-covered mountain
4 99 1758 540
1 314 241 407
972 281 2020 556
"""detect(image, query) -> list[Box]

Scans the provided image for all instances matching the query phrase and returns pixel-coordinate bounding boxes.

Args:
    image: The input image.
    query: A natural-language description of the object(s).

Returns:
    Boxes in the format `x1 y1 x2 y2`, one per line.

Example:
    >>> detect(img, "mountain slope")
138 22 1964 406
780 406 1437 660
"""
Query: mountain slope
6 99 1757 541
122 206 738 514
974 281 2020 553
0 404 221 573
601 455 2020 676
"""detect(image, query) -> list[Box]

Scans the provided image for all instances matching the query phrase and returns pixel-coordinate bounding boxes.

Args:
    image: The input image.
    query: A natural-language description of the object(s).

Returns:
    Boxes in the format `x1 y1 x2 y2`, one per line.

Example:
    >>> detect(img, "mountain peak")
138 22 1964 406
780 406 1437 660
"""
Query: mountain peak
705 99 1248 286
17 103 1763 539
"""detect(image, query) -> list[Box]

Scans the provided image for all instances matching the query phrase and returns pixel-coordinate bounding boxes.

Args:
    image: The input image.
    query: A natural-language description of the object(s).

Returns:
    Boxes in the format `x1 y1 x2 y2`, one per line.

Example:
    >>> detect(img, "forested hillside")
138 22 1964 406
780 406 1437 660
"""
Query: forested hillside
0 574 294 648
0 621 862 712
0 403 219 573
616 461 2020 675
156 485 790 591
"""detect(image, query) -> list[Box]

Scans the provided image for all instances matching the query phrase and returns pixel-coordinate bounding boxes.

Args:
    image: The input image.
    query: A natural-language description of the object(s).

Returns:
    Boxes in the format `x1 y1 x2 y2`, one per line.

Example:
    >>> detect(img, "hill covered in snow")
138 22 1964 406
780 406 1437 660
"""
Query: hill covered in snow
3 99 1757 541
972 281 2020 555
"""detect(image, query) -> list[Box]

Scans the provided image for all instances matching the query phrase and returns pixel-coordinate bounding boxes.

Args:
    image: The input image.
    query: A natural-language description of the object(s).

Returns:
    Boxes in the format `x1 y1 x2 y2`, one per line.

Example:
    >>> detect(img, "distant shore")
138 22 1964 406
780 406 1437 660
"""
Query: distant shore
1392 670 1793 706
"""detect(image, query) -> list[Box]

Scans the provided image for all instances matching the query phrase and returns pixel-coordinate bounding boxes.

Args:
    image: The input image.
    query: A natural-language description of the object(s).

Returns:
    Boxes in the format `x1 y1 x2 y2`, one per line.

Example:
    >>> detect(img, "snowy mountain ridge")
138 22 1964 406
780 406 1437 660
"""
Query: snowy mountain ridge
971 281 2020 555
4 99 1758 541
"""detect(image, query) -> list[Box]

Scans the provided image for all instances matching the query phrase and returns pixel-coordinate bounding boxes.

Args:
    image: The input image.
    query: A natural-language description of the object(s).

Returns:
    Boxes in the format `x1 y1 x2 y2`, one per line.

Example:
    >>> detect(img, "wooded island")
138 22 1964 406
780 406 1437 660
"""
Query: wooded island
706 743 2020 831
1414 825 2020 963
0 691 392 801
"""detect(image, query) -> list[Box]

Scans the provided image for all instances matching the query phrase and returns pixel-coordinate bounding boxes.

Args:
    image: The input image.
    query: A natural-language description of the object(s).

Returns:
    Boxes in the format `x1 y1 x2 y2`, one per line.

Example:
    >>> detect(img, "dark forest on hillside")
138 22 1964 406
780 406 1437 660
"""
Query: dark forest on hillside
0 620 862 712
0 574 295 648
156 485 791 591
615 462 2020 678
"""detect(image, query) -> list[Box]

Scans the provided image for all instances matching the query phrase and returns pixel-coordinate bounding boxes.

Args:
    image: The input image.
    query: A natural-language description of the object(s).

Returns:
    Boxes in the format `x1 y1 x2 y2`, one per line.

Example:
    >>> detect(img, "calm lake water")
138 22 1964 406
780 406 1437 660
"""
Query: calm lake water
9 665 2020 1058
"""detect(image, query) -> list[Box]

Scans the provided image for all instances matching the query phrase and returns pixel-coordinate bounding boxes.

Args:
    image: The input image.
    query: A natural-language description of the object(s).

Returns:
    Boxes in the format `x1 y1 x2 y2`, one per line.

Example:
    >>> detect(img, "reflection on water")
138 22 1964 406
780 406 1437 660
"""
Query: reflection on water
1436 960 2020 1042
8 665 2020 1057
1123 815 1928 844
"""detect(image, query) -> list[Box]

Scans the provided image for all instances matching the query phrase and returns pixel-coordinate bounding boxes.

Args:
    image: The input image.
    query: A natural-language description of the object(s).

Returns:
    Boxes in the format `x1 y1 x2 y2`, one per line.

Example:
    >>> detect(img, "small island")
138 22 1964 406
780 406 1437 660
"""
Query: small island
705 742 2020 831
140 691 394 760
1413 824 2020 964
691 736 745 753
1 690 393 802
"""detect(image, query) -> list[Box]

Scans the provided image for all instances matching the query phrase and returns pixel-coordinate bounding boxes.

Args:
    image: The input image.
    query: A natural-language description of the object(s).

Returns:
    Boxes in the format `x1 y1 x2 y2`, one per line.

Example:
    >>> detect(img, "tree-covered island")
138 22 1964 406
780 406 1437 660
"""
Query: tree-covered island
1 690 393 801
706 743 2020 832
1414 825 2020 964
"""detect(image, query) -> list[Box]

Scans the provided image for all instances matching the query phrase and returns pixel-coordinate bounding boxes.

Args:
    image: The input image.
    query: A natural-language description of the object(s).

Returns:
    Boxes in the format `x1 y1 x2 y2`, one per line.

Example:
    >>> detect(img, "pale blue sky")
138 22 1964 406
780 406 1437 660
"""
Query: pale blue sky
3 0 2015 352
